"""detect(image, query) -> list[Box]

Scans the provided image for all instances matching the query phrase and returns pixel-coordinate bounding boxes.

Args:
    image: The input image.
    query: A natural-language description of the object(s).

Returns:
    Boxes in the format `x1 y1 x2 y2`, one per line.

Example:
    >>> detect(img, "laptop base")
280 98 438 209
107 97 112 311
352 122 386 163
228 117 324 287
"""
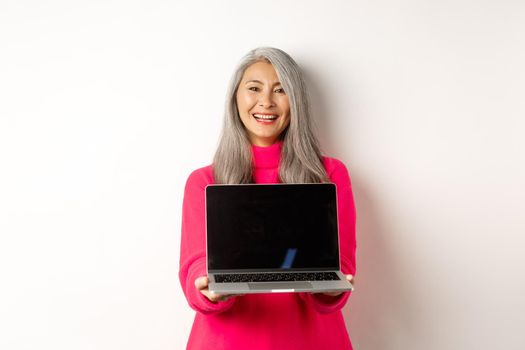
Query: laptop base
208 271 353 294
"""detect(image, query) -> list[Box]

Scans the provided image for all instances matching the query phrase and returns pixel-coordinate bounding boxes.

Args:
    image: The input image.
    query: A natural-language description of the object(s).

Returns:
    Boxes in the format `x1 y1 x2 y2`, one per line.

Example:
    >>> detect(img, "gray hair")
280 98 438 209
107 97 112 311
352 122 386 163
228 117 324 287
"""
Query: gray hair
213 47 328 184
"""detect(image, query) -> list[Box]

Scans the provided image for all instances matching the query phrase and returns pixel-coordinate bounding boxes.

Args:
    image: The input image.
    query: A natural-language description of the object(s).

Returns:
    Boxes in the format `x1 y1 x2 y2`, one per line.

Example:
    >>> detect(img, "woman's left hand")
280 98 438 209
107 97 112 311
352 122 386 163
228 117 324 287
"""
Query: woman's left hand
320 274 354 297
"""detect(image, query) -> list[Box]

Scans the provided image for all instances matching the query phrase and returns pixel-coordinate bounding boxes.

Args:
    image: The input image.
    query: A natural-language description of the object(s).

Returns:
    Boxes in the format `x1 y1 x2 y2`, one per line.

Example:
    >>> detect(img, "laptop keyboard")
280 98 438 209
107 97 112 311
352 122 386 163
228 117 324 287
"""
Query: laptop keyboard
214 272 340 283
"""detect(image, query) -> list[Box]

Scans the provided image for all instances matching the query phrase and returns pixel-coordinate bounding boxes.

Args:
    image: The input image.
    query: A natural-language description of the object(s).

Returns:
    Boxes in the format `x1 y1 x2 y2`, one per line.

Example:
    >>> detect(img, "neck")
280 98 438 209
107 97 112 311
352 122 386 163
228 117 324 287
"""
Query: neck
249 135 280 147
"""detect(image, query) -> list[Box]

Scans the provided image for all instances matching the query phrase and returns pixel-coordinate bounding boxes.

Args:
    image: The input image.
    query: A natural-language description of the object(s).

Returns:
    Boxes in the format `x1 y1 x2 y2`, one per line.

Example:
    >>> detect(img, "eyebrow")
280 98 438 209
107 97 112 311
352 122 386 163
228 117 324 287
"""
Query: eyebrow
244 79 282 86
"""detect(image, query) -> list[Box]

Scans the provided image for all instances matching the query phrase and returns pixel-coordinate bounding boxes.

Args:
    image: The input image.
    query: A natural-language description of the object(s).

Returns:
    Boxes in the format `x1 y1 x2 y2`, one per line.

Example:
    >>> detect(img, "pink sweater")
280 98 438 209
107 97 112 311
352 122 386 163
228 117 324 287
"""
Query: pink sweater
179 141 357 350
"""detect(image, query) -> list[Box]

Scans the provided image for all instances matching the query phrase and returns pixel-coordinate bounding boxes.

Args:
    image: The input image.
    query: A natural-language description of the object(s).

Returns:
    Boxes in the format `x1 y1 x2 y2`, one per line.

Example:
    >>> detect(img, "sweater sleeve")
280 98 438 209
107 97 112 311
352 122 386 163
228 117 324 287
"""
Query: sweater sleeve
299 158 357 313
178 168 236 314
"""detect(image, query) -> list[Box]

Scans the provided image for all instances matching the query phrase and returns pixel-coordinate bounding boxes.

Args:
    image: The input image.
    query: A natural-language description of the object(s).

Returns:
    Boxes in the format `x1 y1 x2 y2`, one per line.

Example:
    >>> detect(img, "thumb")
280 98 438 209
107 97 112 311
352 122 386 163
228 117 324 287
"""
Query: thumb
194 276 209 290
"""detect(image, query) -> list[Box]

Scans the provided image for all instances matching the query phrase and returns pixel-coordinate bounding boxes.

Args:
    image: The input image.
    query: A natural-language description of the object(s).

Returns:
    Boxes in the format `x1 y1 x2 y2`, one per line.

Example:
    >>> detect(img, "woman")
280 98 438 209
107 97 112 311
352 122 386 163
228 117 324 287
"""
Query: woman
179 47 357 349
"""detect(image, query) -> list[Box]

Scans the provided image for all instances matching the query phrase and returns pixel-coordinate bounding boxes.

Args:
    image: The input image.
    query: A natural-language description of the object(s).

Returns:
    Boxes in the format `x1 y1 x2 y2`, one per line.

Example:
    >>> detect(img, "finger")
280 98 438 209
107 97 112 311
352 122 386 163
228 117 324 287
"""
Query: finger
202 290 217 302
209 291 233 303
346 275 356 290
215 294 230 302
194 276 209 290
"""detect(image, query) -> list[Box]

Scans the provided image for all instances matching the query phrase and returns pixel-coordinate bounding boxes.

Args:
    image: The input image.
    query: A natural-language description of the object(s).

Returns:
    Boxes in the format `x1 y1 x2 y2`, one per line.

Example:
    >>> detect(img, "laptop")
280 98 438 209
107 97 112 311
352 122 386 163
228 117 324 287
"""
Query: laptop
206 183 353 294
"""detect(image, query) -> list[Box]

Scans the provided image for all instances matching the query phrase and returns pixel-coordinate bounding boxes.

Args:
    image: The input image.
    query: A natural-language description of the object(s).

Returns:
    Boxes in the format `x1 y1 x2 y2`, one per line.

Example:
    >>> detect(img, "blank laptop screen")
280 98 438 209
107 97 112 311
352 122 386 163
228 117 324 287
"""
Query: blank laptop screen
206 184 340 272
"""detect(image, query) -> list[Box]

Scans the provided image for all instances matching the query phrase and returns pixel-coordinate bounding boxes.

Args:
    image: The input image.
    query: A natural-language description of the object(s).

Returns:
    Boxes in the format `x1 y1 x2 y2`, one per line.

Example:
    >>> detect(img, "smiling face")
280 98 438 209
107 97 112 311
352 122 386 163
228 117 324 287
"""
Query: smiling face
236 61 291 147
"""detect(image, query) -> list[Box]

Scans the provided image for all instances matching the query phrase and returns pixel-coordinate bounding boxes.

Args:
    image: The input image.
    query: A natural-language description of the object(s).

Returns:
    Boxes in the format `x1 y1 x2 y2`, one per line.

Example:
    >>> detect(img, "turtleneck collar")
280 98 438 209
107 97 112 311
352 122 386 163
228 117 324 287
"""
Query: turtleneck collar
251 141 282 169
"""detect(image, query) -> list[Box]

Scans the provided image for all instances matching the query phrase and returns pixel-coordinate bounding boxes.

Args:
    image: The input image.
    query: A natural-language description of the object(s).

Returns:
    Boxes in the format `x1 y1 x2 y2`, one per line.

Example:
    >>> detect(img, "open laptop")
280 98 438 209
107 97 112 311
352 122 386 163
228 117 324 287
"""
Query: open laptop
206 183 353 294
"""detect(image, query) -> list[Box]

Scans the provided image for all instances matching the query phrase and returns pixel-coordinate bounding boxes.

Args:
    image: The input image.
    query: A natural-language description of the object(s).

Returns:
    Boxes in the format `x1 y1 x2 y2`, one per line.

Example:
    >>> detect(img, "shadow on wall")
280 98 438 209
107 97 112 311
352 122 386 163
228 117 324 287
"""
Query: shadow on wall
342 177 420 349
300 64 337 156
303 59 420 348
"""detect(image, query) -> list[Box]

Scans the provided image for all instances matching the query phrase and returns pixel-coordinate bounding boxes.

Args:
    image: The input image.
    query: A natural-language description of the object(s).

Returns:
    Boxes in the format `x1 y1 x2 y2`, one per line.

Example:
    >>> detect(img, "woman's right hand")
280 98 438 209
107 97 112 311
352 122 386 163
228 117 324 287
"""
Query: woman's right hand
194 276 240 303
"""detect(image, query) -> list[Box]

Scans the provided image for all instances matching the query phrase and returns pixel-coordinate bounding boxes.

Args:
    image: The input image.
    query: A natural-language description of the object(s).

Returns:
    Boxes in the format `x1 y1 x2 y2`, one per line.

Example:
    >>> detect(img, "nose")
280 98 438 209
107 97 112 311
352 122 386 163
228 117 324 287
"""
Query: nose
258 90 275 108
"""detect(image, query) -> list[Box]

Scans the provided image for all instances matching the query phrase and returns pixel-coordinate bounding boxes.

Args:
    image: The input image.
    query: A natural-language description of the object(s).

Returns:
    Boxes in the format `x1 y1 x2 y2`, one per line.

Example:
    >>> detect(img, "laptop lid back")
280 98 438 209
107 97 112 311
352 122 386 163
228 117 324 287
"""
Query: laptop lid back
206 184 340 273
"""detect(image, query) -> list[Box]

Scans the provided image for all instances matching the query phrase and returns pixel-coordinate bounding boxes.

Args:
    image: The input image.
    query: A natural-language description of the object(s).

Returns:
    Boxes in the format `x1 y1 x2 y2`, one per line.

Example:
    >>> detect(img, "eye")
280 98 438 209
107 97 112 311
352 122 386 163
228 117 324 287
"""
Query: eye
248 86 259 92
275 88 285 94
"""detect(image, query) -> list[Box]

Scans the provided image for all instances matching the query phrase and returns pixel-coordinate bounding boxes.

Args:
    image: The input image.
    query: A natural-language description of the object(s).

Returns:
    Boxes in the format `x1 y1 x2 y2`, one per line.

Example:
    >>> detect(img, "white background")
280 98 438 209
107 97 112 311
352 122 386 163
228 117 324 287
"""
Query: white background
1 1 524 349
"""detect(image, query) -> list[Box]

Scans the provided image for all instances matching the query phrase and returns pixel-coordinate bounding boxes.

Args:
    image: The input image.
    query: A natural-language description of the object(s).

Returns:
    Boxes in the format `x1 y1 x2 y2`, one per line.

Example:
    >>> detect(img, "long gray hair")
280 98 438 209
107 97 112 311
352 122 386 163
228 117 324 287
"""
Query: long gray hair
213 47 328 184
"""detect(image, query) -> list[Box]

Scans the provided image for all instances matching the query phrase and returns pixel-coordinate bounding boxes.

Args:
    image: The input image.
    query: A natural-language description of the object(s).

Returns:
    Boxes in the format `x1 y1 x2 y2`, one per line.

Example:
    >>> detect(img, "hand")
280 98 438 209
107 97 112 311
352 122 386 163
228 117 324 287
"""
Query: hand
320 274 355 297
194 276 242 303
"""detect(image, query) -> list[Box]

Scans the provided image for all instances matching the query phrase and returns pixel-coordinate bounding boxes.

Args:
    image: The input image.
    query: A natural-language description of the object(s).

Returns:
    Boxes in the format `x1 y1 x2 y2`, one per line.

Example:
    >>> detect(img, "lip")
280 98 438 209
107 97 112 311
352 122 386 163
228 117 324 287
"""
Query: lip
252 112 279 123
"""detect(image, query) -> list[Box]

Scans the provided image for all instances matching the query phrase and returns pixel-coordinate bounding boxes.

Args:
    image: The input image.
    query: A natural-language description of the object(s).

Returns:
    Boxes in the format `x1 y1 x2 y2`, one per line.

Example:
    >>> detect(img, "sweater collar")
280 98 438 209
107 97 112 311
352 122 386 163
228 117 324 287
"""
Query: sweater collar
251 141 282 169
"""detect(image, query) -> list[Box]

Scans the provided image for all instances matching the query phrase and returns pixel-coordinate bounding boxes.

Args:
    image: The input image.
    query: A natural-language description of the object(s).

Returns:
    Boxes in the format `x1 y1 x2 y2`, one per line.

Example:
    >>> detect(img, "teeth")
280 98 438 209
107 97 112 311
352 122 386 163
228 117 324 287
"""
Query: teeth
253 114 278 120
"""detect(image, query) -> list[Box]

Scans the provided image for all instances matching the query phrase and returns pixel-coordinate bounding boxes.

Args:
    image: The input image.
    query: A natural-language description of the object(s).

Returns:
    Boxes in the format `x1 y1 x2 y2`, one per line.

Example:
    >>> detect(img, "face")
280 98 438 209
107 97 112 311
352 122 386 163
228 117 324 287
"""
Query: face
236 61 291 147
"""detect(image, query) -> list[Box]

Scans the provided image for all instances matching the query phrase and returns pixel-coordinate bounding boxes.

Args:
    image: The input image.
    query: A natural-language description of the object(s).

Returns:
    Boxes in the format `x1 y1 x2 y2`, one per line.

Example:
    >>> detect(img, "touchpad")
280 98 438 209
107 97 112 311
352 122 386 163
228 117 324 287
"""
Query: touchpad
248 282 313 290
